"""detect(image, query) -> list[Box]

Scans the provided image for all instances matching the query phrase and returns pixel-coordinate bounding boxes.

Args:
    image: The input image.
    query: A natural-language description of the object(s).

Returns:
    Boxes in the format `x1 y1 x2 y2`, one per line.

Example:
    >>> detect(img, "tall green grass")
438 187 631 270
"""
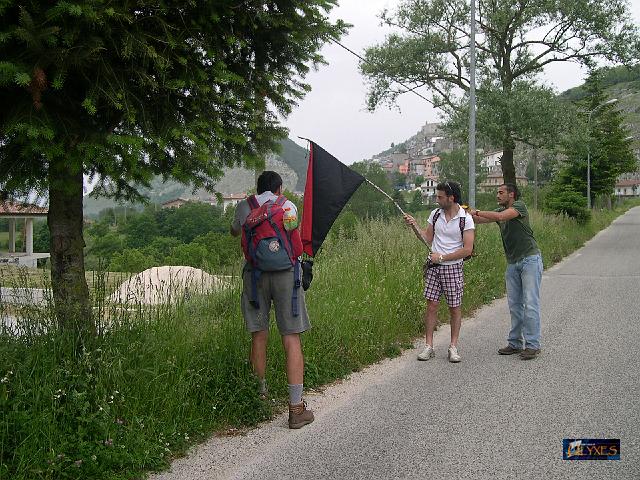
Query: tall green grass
1 201 638 479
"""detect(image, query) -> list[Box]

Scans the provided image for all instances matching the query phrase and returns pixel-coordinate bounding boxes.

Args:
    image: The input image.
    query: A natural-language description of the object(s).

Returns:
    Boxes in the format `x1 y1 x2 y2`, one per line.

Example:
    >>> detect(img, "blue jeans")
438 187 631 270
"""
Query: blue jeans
505 254 543 350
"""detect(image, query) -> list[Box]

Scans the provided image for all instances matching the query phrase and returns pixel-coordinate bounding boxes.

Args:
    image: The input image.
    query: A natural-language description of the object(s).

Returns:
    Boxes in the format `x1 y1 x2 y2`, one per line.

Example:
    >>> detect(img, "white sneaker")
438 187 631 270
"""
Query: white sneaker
417 345 435 361
448 345 461 363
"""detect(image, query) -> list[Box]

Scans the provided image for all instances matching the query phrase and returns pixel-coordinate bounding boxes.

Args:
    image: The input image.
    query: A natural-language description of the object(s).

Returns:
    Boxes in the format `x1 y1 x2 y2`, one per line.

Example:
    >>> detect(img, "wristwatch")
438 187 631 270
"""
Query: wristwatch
438 254 444 263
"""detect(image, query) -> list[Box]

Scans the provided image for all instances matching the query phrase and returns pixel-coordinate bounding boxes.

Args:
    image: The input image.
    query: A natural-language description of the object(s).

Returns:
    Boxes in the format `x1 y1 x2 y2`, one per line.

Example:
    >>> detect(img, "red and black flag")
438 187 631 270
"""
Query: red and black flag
301 141 365 257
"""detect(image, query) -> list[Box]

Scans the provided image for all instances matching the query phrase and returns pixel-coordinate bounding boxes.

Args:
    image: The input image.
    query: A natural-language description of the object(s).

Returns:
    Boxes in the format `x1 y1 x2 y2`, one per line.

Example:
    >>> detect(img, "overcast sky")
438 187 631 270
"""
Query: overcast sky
282 0 640 165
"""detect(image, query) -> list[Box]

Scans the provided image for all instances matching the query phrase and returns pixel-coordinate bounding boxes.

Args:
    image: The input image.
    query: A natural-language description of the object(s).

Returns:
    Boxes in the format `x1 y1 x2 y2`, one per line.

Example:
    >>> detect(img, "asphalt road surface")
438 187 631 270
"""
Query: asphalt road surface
153 206 640 480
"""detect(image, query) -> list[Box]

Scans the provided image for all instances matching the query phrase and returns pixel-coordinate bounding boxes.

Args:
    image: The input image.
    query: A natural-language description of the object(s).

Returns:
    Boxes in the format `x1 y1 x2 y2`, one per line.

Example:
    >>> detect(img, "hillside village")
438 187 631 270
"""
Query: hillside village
154 110 640 213
148 121 536 213
367 121 531 203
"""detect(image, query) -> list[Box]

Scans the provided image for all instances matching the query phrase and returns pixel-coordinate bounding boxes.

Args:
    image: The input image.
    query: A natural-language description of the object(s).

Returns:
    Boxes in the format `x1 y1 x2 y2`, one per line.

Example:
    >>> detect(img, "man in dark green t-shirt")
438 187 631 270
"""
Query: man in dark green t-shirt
470 183 543 360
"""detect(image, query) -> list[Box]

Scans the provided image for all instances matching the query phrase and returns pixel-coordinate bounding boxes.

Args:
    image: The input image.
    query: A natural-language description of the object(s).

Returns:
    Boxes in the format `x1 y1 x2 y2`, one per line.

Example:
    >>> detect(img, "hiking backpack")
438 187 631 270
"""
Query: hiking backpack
241 195 303 315
432 209 474 261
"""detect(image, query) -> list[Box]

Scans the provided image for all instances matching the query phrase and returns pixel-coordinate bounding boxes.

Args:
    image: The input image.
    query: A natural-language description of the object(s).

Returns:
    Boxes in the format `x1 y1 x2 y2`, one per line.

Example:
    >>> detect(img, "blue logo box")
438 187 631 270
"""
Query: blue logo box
563 439 620 460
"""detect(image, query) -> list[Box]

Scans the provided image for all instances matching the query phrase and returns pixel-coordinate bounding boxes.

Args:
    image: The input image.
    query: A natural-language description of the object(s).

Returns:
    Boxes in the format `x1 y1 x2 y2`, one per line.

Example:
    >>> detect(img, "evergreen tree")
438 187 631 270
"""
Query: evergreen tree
0 1 345 332
554 69 636 208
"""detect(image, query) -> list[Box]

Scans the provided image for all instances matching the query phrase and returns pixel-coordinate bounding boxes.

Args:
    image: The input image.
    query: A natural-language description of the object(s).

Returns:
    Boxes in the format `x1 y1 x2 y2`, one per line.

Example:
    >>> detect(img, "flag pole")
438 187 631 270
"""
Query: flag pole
363 178 406 215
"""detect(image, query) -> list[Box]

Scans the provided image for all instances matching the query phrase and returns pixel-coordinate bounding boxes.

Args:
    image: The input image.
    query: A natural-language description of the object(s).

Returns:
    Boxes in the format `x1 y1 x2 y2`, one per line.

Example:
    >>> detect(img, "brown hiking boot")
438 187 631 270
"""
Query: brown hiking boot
288 401 314 429
498 345 523 355
520 348 541 360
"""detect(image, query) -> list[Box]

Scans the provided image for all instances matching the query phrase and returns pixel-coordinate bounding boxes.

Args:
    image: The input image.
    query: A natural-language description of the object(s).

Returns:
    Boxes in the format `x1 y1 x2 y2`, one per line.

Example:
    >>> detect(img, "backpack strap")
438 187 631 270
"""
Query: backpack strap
275 196 301 317
432 209 442 231
247 194 260 210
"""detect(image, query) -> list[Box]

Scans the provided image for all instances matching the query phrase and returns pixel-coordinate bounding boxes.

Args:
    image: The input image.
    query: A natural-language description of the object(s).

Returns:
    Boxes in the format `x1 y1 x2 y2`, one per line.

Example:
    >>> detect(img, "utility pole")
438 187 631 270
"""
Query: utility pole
468 0 477 208
533 147 538 210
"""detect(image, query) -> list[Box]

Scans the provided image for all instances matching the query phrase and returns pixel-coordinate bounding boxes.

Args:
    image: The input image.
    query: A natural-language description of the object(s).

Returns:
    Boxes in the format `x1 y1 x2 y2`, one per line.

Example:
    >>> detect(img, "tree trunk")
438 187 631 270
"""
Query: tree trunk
48 157 94 336
501 142 517 186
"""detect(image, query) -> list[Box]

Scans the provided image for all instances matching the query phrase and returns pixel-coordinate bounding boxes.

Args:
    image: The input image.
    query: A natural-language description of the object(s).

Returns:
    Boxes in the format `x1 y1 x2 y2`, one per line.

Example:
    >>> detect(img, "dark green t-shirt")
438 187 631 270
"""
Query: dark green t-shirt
495 200 540 264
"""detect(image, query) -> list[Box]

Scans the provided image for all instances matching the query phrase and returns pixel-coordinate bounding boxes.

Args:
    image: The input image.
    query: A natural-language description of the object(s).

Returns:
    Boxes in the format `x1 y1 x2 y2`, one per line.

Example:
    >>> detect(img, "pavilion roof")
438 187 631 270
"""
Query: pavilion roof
0 201 48 216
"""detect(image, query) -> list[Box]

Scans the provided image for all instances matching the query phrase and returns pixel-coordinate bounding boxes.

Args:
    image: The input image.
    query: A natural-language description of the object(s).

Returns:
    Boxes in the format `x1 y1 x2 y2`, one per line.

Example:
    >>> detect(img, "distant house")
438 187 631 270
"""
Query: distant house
482 150 503 171
420 178 438 203
615 179 640 197
218 193 247 211
161 197 190 209
0 201 50 268
410 155 439 178
478 172 528 192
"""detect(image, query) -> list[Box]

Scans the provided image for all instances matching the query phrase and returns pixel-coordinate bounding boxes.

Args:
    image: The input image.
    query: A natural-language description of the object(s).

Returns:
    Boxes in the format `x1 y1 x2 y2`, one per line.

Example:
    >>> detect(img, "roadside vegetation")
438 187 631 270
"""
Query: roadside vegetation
1 200 638 479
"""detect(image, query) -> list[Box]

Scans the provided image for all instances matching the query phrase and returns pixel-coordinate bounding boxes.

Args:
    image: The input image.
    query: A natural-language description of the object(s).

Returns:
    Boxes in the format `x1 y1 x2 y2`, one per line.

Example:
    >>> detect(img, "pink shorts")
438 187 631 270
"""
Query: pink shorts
423 262 464 307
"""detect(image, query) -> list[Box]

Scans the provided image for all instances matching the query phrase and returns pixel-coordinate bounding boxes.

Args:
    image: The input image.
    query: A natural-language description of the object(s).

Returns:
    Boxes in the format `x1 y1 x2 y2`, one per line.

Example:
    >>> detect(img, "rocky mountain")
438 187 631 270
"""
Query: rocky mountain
83 138 310 217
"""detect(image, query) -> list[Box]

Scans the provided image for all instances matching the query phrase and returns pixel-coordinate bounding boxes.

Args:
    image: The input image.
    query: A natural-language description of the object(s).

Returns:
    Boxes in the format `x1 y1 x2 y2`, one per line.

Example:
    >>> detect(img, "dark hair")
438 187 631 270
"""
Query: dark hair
256 171 283 194
436 181 462 203
501 183 519 200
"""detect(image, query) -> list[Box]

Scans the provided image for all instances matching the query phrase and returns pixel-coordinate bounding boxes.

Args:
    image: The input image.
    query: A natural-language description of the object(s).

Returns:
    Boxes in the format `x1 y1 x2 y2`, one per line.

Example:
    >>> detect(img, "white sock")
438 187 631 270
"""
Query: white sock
288 383 303 405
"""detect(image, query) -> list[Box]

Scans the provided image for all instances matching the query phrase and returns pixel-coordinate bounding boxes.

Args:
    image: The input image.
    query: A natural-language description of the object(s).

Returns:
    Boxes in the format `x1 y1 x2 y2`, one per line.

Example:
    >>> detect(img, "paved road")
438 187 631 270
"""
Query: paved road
153 207 640 480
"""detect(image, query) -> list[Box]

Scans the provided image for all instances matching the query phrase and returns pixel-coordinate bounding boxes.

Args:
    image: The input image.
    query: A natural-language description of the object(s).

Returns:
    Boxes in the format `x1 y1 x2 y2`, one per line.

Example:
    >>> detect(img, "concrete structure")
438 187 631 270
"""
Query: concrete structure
206 193 248 211
409 155 441 180
419 178 438 203
615 179 640 197
161 197 190 209
482 150 503 170
0 201 49 268
478 172 528 192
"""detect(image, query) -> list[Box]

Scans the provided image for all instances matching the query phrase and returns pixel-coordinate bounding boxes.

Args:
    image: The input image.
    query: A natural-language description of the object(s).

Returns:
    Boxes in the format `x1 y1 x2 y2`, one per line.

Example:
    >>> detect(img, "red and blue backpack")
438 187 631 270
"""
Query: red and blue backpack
241 195 303 315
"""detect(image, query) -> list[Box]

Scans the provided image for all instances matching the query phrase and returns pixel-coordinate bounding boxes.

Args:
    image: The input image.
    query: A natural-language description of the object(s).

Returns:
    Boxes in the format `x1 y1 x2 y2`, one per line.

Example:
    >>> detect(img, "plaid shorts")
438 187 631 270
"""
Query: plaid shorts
423 262 465 307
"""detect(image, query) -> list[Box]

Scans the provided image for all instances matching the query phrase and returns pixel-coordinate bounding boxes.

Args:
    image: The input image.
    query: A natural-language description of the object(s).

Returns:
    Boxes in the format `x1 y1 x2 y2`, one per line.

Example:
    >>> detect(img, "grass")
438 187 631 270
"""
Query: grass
0 266 129 296
0 200 638 479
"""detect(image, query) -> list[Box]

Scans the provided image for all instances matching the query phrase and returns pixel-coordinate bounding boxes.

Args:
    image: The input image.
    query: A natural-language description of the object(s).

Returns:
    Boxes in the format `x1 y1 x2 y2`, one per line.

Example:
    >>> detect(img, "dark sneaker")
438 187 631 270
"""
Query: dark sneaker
498 345 523 355
520 348 541 360
288 401 314 429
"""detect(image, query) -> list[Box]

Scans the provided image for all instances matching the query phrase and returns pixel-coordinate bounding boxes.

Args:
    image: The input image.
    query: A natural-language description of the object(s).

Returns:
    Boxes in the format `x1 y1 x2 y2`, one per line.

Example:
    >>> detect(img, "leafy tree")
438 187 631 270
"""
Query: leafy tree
344 162 394 219
122 211 160 249
0 1 346 332
392 189 407 211
32 219 49 253
143 236 183 263
392 172 407 188
158 202 225 243
108 248 157 273
88 231 124 262
408 190 424 213
414 175 425 186
165 243 215 270
437 149 485 203
191 232 239 268
360 0 639 186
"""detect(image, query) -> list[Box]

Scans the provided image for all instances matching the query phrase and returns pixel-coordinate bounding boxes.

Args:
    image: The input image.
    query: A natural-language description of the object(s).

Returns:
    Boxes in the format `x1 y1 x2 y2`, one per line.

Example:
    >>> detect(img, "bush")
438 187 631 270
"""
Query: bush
108 248 158 273
545 185 591 224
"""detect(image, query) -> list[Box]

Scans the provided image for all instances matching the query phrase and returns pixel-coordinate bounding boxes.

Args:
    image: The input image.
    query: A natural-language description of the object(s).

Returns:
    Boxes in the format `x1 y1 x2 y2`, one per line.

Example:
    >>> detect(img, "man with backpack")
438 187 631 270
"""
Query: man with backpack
404 181 475 363
230 171 314 429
